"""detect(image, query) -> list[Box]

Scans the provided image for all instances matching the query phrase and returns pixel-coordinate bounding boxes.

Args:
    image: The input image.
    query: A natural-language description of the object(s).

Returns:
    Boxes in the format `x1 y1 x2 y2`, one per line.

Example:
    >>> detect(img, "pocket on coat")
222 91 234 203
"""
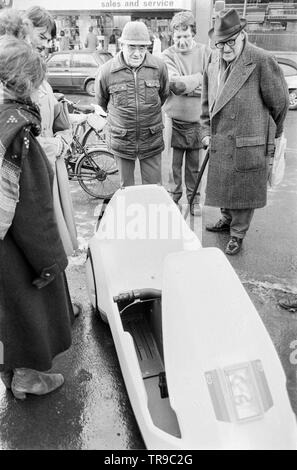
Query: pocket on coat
146 123 164 152
235 135 266 172
109 83 128 107
107 125 128 151
145 79 160 104
109 125 128 137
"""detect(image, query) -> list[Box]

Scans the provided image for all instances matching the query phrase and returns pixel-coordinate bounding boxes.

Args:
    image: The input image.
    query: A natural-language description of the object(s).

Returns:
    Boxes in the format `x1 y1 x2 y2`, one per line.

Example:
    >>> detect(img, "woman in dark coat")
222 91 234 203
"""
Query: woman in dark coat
0 37 73 399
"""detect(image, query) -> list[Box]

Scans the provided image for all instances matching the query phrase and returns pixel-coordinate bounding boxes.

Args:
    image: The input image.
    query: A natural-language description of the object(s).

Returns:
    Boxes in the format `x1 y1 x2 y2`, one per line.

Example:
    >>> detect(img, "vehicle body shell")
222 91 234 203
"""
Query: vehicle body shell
85 183 297 449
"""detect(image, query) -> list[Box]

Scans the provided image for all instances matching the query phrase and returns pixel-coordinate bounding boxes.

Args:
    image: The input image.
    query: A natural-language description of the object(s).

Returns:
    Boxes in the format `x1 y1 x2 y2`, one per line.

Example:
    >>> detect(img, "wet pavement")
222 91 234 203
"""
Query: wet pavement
0 94 297 450
0 262 144 450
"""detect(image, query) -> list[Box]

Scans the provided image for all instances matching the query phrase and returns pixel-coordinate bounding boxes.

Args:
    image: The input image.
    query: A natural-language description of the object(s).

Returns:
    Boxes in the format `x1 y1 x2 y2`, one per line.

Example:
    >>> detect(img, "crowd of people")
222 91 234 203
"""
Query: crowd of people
0 4 294 402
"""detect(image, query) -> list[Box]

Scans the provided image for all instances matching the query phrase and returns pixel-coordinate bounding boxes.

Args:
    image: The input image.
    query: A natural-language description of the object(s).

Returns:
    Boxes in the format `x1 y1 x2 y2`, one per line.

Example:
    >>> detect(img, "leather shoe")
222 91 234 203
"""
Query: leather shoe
225 236 243 255
11 368 64 400
190 203 201 217
278 297 297 312
206 219 230 232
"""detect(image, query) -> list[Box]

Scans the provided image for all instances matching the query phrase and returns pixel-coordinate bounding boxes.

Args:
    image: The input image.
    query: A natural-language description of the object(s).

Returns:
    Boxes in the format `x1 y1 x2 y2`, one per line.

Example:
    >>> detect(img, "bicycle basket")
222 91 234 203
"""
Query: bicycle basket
87 113 106 132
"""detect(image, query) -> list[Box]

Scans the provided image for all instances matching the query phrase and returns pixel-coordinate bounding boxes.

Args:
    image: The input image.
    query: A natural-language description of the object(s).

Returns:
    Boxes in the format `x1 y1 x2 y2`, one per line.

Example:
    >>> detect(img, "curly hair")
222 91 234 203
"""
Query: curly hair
0 37 46 99
170 11 196 36
0 8 26 39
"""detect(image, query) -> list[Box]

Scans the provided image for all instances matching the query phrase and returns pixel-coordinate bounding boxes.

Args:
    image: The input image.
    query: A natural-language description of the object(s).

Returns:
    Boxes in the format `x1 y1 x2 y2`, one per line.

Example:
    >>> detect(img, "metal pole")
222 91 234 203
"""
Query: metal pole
184 149 210 220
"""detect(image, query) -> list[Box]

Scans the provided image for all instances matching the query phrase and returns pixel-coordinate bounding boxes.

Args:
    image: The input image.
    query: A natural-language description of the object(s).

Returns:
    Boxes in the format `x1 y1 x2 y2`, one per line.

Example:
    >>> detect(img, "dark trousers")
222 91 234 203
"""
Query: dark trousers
221 208 255 239
116 154 162 187
171 147 200 204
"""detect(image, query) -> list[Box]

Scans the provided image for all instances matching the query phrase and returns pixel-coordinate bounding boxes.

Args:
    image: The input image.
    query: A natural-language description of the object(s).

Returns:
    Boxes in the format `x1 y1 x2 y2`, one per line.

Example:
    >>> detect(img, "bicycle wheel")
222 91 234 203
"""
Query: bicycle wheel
82 127 106 149
76 150 120 199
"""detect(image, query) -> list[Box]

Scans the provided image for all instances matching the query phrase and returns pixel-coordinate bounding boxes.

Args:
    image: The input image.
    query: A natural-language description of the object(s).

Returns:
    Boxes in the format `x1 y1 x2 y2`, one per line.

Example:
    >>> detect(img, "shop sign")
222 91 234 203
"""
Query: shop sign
97 0 192 10
13 0 191 11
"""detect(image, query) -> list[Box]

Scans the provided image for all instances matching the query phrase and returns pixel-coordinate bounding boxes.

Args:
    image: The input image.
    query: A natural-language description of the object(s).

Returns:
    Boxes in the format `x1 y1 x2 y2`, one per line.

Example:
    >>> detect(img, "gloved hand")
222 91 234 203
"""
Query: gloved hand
32 265 57 289
32 276 54 289
169 80 187 95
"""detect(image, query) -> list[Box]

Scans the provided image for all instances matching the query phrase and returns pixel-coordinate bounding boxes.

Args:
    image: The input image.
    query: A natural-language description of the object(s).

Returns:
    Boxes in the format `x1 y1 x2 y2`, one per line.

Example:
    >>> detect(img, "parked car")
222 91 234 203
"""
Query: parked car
46 50 113 96
273 52 297 110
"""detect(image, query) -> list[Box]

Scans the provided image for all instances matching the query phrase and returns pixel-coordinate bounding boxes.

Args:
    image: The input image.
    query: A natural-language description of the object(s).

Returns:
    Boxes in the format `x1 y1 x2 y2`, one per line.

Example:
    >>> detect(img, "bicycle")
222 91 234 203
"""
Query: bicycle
61 97 120 199
65 97 108 150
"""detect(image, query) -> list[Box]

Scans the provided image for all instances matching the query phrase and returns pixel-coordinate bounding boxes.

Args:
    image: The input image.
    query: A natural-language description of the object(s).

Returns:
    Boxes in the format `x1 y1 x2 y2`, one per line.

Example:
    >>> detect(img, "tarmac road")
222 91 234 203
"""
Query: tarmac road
0 93 296 450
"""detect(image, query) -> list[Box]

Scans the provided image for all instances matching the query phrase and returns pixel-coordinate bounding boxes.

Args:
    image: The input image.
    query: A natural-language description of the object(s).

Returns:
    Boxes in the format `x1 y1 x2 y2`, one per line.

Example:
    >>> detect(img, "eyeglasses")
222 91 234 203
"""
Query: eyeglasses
127 45 147 53
215 33 240 49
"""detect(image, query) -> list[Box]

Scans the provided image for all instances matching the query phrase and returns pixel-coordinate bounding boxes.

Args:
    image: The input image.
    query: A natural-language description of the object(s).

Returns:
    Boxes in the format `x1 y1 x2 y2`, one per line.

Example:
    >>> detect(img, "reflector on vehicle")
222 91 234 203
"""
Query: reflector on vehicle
205 360 273 423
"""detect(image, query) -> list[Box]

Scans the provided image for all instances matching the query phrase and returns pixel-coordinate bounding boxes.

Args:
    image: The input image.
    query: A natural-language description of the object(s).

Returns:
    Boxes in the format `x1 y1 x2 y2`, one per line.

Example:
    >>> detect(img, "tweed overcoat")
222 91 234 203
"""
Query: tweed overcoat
200 41 289 209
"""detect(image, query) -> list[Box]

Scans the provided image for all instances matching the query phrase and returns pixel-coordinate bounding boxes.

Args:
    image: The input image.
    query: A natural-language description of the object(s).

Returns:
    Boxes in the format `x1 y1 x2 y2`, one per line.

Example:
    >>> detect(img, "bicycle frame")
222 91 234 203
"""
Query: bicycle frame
65 100 119 199
65 133 87 181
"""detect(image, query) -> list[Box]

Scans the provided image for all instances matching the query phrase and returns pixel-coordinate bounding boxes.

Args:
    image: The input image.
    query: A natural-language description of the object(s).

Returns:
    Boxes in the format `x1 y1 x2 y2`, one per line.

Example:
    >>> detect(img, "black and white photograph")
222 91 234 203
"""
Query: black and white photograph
0 0 297 453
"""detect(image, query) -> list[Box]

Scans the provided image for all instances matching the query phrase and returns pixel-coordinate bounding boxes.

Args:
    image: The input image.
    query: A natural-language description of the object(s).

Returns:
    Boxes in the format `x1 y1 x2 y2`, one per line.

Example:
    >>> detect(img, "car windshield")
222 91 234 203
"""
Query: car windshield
47 54 70 68
72 54 98 67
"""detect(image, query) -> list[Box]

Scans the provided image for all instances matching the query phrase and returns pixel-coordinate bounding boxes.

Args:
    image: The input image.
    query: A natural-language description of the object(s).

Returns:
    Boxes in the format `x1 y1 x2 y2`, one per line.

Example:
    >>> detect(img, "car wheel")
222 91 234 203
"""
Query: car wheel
85 80 95 97
289 89 297 110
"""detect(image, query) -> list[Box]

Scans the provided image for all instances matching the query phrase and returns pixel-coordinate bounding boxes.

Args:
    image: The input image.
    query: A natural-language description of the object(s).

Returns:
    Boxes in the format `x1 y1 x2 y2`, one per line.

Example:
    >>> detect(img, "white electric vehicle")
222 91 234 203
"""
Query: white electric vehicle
85 184 297 450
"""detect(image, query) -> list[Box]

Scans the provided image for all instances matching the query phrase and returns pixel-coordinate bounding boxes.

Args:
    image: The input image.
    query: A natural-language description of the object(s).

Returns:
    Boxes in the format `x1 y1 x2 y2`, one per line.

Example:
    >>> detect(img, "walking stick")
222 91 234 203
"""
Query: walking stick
184 148 210 220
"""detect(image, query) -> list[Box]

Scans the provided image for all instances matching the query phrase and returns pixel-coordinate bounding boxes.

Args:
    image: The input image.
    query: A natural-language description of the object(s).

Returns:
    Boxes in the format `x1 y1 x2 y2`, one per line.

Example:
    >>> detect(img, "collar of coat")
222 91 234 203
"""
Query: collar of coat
209 41 257 117
110 50 160 73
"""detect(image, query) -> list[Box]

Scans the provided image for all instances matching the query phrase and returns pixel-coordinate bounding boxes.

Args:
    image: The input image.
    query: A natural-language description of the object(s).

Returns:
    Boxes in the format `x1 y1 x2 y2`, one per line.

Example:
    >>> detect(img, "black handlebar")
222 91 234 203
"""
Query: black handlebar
113 288 161 304
54 93 94 114
72 103 95 114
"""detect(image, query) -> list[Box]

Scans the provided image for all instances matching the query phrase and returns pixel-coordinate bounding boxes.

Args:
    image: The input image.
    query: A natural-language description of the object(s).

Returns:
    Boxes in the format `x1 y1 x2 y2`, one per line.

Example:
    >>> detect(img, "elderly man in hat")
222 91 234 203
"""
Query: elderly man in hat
95 21 169 186
201 9 289 255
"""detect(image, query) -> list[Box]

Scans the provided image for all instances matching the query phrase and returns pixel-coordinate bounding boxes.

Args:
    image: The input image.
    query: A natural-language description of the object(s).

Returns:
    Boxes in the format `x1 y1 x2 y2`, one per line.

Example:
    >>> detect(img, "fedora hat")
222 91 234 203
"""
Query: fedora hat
208 9 247 42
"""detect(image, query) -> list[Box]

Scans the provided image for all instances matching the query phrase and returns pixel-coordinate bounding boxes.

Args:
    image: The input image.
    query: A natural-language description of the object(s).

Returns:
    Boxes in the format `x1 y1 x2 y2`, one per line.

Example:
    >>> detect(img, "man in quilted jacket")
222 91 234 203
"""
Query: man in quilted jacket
95 21 169 187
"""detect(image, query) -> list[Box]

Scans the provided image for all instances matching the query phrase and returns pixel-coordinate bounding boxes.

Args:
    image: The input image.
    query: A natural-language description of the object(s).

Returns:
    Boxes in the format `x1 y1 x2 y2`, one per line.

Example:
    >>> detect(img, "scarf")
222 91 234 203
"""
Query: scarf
0 97 42 239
